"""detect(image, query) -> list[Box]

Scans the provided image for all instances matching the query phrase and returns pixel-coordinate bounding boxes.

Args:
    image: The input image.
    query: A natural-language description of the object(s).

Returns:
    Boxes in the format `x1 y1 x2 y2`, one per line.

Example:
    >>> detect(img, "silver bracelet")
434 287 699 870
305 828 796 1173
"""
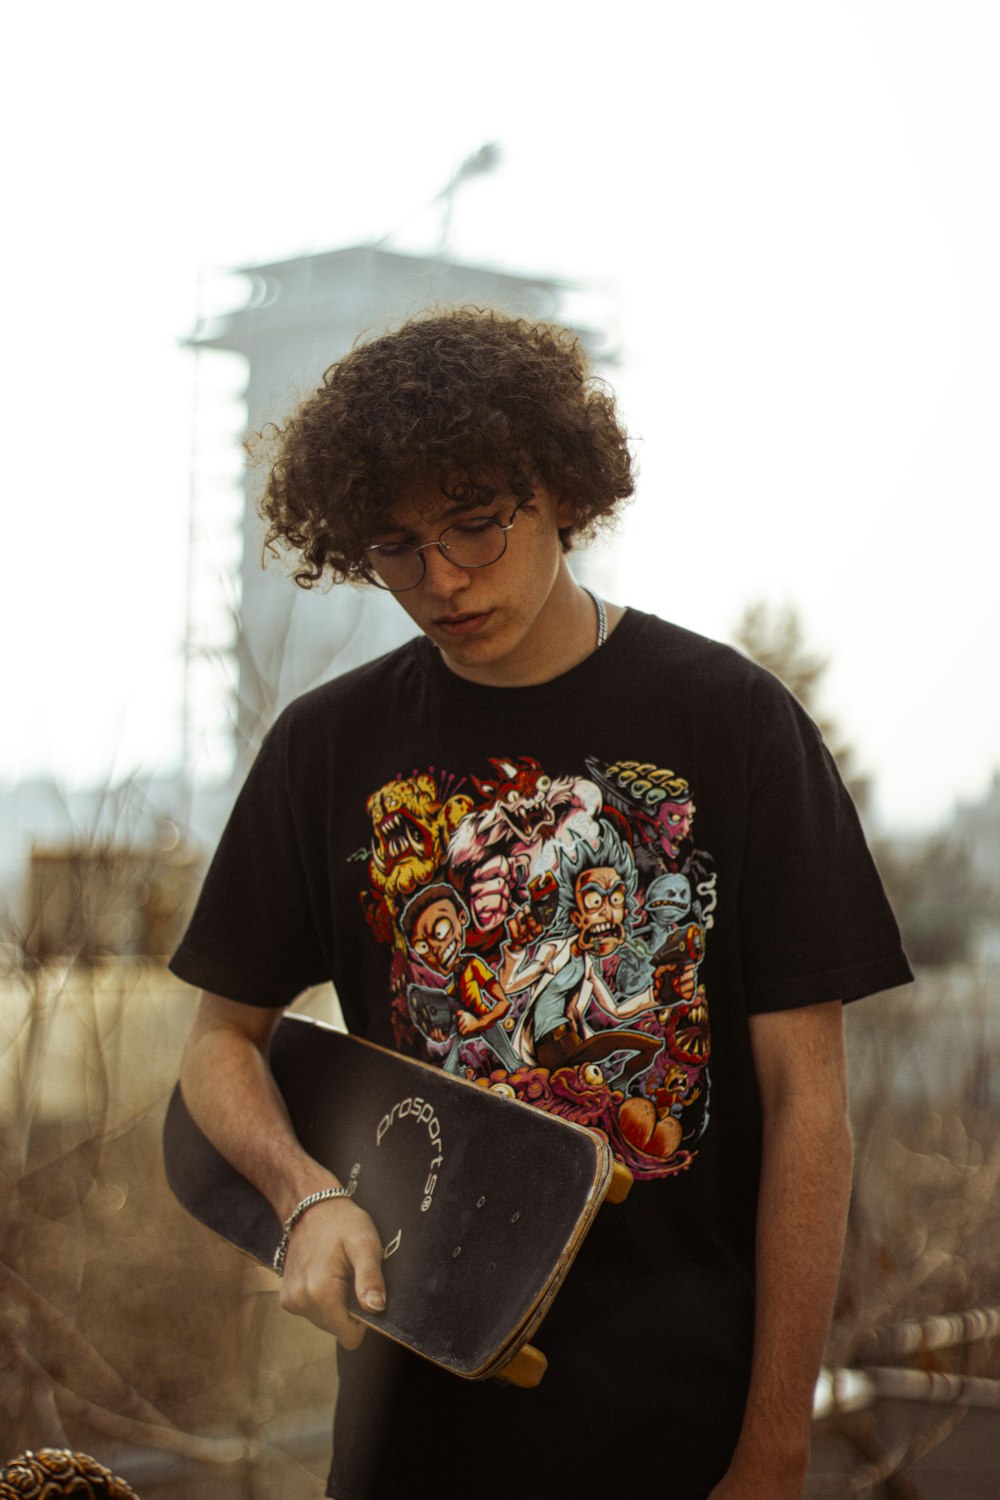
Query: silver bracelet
273 1183 356 1276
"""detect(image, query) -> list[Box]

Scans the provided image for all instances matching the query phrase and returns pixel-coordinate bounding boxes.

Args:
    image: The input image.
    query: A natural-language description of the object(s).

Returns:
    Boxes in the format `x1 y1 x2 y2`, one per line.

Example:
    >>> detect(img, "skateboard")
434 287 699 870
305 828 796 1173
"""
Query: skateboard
163 1014 631 1387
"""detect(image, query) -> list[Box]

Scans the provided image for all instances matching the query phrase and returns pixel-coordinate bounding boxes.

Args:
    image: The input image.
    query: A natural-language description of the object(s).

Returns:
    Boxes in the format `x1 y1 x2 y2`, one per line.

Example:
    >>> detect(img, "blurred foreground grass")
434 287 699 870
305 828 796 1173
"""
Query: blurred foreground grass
1 961 998 1497
814 969 1000 1497
0 962 341 1497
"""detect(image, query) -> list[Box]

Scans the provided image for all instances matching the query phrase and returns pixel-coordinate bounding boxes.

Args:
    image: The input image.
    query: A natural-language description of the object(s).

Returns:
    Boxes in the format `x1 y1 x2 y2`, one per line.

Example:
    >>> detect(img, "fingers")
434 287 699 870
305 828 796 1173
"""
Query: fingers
278 1200 386 1348
282 1272 368 1349
353 1253 387 1318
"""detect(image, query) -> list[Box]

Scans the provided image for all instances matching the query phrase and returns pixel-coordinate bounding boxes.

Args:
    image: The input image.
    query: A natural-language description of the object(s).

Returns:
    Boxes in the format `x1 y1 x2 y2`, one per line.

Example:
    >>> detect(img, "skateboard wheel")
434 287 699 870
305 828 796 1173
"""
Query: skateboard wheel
499 1344 548 1389
605 1162 633 1204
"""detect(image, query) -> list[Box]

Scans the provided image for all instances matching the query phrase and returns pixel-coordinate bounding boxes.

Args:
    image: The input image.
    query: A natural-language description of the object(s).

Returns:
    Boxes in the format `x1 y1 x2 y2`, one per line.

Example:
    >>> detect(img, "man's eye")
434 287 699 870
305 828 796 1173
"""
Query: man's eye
371 542 412 559
451 517 496 536
583 892 603 910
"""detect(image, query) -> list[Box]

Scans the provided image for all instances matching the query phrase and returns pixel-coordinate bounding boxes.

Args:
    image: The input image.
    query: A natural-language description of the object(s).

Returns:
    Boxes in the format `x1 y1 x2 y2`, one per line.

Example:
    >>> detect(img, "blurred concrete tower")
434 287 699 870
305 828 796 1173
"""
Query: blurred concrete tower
186 246 615 778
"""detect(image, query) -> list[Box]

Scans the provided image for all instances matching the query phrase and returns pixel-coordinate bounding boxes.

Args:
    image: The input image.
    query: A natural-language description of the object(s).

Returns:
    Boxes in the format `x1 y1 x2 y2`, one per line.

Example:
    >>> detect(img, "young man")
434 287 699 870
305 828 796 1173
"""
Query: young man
171 309 912 1500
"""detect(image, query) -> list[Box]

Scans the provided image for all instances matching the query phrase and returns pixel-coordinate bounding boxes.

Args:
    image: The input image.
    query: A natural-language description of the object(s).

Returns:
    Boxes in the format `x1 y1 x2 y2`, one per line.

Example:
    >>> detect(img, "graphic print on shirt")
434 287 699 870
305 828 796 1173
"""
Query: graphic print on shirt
357 757 715 1182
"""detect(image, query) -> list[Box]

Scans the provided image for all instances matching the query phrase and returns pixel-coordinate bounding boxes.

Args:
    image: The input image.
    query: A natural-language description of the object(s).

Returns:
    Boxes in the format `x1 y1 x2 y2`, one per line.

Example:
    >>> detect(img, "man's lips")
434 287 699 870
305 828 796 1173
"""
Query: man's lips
434 611 492 635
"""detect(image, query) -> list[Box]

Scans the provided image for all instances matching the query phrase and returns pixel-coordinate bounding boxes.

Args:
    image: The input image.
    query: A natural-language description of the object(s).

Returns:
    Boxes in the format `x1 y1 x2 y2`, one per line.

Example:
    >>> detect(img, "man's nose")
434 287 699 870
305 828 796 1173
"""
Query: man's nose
420 543 472 595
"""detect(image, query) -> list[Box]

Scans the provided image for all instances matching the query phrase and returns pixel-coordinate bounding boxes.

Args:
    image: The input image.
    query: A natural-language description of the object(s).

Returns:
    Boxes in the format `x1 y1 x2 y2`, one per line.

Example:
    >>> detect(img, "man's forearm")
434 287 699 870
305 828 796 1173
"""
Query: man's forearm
179 992 387 1343
736 1096 852 1488
179 993 340 1221
712 1001 853 1499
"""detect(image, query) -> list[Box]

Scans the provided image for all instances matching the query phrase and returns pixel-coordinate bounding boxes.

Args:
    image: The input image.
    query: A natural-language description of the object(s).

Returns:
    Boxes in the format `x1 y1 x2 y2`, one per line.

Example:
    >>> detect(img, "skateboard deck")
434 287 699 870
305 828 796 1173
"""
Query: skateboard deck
163 1014 630 1385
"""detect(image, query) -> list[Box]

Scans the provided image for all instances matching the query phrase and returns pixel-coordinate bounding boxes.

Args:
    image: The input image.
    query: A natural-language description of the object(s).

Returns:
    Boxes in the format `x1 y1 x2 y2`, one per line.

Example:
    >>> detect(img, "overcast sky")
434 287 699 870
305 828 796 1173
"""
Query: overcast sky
4 0 998 833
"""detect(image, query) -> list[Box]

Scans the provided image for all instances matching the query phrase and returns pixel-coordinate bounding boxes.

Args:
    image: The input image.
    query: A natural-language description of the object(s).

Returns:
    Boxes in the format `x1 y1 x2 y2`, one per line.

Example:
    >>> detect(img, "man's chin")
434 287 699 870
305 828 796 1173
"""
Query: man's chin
434 619 523 678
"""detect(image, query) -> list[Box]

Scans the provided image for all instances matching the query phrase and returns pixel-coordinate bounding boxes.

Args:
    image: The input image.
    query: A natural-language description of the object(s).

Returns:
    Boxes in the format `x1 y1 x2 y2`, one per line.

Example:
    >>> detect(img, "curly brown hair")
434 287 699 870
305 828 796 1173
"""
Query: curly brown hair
255 306 635 587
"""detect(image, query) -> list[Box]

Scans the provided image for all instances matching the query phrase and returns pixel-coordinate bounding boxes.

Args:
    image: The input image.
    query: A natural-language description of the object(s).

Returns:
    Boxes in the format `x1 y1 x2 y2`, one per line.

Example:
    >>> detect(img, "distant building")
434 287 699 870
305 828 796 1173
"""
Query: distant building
0 776 225 964
187 245 619 776
2 249 620 961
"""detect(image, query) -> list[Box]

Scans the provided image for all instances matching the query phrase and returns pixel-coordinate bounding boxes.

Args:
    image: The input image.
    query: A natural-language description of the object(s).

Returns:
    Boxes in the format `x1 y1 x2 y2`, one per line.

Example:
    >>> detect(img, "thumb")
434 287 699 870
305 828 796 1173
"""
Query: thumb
354 1253 387 1314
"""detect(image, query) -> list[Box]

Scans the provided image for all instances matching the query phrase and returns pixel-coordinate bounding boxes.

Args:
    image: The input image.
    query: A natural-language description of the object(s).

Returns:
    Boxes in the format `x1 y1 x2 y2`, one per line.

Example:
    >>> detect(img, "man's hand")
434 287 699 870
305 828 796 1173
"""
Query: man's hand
180 992 389 1349
278 1194 387 1349
712 1000 851 1500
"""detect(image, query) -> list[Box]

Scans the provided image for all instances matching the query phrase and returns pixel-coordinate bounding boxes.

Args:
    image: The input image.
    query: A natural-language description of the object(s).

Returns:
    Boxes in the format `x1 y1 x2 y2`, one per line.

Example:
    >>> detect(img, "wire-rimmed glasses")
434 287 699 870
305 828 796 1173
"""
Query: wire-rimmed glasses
360 500 528 592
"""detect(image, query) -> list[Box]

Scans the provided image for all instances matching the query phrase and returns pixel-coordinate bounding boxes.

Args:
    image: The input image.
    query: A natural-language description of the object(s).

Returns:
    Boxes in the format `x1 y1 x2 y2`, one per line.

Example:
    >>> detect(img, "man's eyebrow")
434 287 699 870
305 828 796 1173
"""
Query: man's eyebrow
371 518 408 541
372 496 500 542
428 496 503 525
441 494 499 516
368 514 425 545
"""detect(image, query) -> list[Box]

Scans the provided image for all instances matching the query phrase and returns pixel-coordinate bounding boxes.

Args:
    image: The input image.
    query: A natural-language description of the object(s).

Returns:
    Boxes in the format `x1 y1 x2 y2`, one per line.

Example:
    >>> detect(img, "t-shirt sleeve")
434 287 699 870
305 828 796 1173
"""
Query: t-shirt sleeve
169 713 330 1007
737 672 913 1013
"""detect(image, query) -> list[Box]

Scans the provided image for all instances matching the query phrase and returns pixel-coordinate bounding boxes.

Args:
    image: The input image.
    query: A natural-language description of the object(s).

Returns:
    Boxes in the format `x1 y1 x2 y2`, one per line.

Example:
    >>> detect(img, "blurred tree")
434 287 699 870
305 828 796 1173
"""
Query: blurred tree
734 602 988 966
733 602 870 814
869 833 988 966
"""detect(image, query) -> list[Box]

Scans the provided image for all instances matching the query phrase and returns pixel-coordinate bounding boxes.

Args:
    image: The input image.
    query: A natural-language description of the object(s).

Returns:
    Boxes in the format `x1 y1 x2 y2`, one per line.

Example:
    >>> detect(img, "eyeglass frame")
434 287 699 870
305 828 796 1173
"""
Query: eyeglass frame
357 497 532 592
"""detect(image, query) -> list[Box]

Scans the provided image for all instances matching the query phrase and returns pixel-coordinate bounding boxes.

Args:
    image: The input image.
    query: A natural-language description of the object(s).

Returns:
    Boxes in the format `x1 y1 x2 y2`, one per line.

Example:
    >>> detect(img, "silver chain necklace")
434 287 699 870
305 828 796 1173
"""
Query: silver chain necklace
583 587 608 649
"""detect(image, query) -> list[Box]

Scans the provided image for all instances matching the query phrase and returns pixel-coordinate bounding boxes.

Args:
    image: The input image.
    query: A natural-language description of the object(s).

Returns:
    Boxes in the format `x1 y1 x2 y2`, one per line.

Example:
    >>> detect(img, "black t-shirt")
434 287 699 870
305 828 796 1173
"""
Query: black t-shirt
171 608 912 1499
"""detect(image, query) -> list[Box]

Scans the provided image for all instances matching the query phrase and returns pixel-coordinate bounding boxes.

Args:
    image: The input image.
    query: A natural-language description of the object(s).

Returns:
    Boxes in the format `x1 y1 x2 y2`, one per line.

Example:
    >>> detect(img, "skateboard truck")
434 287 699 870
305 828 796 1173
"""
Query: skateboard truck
492 1158 632 1388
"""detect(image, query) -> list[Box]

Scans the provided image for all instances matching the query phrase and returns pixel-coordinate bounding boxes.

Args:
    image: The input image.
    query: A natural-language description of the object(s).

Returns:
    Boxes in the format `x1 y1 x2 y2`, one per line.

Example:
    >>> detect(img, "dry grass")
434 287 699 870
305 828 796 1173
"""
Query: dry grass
810 968 1000 1497
2 960 998 1497
0 962 340 1497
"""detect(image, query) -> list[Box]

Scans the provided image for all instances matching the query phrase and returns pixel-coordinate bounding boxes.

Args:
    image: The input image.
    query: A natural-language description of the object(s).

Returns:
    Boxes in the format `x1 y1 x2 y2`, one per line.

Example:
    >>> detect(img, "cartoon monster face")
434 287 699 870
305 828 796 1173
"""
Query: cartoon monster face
498 765 557 844
644 873 692 933
655 797 696 861
408 897 468 975
665 986 711 1068
469 757 561 849
366 775 473 905
570 867 628 956
583 760 693 867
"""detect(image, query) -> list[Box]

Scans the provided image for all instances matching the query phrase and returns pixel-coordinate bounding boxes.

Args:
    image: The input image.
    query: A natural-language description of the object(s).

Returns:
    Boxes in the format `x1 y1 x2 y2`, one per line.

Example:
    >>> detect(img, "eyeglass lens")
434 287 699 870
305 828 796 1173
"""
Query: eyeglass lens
365 516 510 591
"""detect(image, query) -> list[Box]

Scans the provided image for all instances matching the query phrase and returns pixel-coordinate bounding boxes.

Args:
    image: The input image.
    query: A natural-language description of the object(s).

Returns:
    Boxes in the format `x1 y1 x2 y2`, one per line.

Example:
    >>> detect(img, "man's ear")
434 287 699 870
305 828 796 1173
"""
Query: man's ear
534 477 574 532
554 493 576 530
